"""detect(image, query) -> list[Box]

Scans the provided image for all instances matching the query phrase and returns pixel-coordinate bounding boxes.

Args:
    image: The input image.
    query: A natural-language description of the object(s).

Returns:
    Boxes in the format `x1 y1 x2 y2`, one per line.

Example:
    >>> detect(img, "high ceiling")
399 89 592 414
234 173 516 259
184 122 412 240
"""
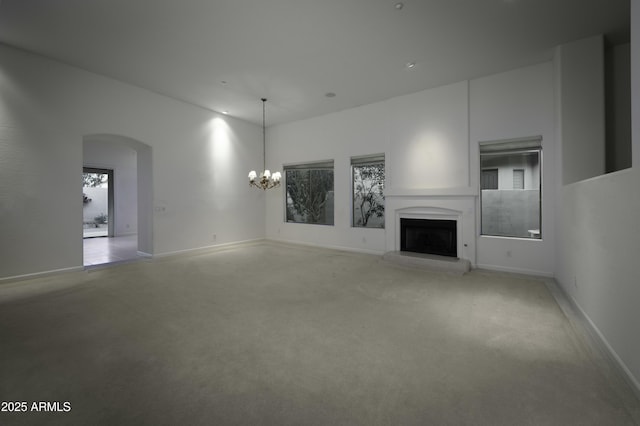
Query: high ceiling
0 0 629 126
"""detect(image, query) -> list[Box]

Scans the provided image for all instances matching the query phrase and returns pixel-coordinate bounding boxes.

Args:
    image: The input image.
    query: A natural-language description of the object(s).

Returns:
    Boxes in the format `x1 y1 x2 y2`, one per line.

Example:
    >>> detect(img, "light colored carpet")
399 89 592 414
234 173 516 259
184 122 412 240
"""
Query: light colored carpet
1 242 638 425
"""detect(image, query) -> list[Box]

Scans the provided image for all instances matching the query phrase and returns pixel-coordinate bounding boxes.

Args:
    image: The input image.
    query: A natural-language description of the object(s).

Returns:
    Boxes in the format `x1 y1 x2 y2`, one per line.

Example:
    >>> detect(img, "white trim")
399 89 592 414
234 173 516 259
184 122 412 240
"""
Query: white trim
548 279 640 401
573 301 640 398
479 234 545 243
478 135 543 147
0 266 85 284
562 166 634 188
283 159 334 169
475 263 554 278
116 231 138 237
153 238 265 258
267 238 385 256
350 153 385 164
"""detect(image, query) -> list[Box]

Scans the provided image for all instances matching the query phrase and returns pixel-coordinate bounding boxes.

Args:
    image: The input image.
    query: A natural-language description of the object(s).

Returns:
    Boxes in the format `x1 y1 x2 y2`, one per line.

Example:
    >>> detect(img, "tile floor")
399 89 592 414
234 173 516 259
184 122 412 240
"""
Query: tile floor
83 235 142 266
83 225 108 238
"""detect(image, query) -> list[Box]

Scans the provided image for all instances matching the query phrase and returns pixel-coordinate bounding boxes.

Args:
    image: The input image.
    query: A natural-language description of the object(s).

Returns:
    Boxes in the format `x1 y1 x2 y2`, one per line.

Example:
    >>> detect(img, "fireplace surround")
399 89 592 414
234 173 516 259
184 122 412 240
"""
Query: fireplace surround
384 195 476 265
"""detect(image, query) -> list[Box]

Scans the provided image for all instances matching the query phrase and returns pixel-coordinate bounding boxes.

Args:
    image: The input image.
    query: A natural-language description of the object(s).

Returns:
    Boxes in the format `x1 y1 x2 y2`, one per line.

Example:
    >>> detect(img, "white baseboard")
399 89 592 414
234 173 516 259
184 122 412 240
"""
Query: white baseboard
475 263 554 278
153 238 265 259
0 239 264 282
266 238 385 256
0 266 85 284
547 279 640 403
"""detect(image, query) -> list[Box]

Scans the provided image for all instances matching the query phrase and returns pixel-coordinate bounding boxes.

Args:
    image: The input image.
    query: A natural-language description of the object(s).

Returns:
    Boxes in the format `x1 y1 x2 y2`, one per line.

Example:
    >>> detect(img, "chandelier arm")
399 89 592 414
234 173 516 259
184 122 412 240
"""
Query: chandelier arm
248 179 281 191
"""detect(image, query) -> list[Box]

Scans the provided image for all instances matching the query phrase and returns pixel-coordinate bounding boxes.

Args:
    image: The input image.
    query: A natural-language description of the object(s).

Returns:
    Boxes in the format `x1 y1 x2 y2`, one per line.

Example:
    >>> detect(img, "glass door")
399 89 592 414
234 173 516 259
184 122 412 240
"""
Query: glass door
82 168 114 238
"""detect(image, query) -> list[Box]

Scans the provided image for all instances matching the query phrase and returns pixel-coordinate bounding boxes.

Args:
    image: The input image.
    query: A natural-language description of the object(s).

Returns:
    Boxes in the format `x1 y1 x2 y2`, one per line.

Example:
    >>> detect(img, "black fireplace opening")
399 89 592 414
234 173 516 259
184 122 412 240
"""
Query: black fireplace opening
401 218 457 258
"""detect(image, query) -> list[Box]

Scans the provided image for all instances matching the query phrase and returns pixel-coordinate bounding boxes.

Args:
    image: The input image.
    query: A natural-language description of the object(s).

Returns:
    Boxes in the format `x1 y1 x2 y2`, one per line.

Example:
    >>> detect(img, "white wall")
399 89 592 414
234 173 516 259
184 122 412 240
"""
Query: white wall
471 63 556 275
0 44 265 279
554 9 640 394
266 63 557 275
555 168 640 392
84 139 138 236
265 81 469 254
386 82 471 190
82 187 109 224
557 36 607 184
265 99 388 253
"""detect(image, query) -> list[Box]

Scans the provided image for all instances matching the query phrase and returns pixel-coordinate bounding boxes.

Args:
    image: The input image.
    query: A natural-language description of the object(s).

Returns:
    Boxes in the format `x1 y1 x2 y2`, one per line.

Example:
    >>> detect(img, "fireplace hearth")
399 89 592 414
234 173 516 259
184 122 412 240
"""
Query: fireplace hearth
400 218 457 258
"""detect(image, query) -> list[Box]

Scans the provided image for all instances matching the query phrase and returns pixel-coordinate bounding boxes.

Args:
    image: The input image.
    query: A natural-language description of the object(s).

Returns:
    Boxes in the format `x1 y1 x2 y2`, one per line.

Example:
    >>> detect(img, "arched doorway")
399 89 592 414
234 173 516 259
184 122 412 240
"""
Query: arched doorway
82 134 153 266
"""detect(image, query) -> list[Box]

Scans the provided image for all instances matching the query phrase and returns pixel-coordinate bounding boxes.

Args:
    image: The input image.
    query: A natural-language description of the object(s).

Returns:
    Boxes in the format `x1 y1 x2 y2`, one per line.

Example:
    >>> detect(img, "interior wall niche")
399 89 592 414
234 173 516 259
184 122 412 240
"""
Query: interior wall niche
605 41 632 173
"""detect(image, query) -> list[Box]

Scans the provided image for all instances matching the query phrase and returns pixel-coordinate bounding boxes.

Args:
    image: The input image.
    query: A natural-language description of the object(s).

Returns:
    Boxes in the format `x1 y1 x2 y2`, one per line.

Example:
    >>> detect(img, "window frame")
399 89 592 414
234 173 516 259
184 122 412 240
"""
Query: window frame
479 137 542 240
283 160 335 226
350 154 385 229
513 168 525 190
481 168 499 190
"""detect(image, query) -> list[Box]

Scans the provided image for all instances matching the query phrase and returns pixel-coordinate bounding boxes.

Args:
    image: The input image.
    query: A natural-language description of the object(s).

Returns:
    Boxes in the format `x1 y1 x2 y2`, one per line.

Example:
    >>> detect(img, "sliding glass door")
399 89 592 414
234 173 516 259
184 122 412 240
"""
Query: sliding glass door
82 168 114 238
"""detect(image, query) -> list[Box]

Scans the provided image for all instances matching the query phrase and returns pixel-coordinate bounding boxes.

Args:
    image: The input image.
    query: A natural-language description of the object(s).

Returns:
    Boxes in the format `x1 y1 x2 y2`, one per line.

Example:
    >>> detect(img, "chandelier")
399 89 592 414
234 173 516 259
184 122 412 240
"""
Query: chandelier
248 98 281 190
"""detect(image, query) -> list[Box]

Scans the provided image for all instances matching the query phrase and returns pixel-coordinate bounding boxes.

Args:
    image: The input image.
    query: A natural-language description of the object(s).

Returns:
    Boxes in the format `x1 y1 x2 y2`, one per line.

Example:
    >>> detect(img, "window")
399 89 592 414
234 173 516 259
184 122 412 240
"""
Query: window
513 169 524 189
480 137 541 239
351 154 385 228
285 161 334 225
481 168 498 190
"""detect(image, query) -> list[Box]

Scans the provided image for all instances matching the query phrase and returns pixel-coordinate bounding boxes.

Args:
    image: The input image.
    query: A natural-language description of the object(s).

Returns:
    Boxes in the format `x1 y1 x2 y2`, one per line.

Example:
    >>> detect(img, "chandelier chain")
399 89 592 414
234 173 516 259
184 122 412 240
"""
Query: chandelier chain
248 97 281 190
262 98 266 172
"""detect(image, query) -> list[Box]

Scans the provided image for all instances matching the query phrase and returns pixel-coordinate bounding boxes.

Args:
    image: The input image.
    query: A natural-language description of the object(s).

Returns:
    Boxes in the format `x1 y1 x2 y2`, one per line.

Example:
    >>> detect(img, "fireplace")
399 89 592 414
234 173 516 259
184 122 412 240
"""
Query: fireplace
400 218 457 258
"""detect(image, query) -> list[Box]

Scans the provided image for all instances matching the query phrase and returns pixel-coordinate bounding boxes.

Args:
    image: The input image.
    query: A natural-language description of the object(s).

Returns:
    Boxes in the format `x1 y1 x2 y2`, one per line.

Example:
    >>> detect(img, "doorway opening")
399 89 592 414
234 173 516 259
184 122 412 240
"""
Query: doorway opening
82 134 153 267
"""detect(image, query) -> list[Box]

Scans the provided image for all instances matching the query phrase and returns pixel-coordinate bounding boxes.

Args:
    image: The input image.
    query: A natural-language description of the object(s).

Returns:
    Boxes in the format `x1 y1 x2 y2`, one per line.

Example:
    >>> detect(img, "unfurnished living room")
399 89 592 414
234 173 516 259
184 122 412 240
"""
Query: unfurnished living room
1 1 639 425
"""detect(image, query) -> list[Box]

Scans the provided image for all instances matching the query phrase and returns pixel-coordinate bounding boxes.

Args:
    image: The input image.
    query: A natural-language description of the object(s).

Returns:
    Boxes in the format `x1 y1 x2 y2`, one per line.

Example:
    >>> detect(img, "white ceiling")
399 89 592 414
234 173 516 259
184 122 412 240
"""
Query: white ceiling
0 0 629 126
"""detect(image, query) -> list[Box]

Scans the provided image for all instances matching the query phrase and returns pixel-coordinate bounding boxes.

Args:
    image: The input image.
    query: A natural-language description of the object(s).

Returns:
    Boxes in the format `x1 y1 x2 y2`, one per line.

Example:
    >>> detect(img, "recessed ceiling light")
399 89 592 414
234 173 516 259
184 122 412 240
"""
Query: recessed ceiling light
395 2 404 10
222 110 228 115
325 92 336 98
406 61 416 69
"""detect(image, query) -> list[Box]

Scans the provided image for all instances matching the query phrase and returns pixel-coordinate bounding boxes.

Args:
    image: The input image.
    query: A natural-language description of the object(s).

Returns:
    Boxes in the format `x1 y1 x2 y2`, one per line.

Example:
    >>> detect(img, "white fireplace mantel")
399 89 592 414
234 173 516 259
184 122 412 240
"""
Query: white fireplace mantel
385 191 477 266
